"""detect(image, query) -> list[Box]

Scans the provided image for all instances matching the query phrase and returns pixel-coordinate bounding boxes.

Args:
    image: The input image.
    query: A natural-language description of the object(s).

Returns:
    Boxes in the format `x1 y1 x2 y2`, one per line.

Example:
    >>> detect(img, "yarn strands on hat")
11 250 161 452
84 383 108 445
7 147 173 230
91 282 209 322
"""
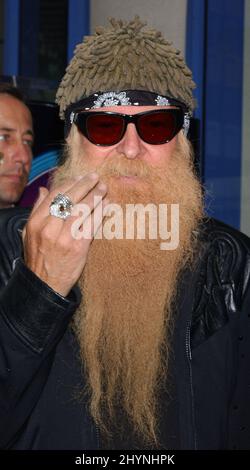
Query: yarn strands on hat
56 16 196 119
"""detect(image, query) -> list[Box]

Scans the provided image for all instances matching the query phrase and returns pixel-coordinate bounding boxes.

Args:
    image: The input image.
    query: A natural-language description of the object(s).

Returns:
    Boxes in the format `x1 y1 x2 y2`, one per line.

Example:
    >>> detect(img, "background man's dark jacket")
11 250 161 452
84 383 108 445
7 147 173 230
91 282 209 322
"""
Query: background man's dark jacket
0 208 250 449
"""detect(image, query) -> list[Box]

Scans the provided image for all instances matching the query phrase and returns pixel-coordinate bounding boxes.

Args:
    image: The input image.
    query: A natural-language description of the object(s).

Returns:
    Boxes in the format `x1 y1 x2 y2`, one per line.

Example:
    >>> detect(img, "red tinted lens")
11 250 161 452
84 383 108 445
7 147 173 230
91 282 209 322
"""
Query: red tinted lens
86 114 124 145
137 111 177 144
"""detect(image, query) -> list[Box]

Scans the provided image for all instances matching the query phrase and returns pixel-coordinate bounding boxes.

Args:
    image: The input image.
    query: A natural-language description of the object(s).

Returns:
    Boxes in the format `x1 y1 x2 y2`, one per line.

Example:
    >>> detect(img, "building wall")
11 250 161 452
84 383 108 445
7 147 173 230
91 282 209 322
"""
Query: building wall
91 0 187 55
0 0 4 73
241 0 250 235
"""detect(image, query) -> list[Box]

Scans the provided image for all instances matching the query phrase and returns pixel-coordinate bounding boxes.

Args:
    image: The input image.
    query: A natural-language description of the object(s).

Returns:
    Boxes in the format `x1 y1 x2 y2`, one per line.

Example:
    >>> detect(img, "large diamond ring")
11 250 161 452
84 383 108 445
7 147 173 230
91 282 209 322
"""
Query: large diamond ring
49 193 73 220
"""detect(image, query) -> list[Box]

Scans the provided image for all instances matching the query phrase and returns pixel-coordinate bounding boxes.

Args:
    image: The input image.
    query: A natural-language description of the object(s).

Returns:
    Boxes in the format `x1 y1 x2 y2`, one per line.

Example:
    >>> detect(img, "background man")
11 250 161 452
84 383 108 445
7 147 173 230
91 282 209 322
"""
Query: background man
0 18 249 450
0 83 34 208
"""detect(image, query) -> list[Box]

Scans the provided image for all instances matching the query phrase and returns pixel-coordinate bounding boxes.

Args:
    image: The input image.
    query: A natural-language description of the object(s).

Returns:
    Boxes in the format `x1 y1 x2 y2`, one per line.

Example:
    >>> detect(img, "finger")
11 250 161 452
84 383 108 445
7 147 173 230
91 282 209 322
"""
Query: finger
30 187 49 216
63 172 102 205
22 225 26 244
68 182 107 223
68 196 109 242
23 187 50 243
26 184 65 240
32 173 100 222
90 197 110 241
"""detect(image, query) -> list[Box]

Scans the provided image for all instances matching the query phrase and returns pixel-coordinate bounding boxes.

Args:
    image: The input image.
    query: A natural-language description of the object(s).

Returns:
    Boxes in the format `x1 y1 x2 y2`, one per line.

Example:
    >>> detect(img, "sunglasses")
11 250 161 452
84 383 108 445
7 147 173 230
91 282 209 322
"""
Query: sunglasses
72 109 184 146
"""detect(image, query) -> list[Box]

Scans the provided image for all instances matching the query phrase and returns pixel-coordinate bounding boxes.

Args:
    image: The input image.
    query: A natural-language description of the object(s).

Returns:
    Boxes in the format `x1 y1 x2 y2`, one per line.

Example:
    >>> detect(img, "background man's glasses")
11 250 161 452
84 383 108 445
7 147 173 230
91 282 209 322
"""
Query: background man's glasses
72 109 184 146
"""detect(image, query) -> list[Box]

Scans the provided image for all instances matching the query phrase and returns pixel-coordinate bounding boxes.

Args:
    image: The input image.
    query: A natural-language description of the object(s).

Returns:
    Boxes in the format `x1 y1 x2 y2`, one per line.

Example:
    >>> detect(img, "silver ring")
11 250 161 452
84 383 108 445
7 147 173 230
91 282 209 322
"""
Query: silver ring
49 193 73 220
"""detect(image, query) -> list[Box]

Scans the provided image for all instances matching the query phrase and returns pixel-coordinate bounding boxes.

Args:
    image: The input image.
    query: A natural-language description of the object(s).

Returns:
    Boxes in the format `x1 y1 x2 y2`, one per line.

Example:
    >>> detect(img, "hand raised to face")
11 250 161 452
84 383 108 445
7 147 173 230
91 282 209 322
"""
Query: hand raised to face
22 173 108 297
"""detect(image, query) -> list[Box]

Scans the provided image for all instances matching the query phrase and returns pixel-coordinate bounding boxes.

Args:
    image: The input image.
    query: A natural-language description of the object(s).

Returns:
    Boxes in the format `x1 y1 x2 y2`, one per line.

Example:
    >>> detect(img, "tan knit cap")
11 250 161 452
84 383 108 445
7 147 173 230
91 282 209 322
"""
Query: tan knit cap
56 16 196 119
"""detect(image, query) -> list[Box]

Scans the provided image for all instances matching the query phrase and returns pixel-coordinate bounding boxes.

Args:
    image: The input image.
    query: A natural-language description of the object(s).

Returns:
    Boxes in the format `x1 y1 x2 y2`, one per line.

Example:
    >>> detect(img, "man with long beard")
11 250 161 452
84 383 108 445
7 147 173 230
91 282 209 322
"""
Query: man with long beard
0 17 250 451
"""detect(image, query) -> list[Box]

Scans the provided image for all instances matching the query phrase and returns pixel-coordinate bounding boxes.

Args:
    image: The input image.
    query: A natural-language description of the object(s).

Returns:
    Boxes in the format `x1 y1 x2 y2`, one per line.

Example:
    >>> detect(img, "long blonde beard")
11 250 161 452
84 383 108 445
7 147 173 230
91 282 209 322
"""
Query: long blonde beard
52 132 203 447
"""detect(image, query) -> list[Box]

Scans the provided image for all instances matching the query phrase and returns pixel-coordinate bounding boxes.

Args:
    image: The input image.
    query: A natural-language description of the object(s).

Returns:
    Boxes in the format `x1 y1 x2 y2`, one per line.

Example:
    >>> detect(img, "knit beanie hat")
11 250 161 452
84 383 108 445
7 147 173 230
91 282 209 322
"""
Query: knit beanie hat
56 16 196 120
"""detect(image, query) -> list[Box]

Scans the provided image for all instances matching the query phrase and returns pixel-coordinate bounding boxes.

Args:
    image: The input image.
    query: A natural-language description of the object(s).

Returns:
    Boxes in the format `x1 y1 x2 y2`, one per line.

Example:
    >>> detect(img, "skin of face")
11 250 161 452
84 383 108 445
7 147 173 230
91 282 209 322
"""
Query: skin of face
0 94 34 208
68 105 178 177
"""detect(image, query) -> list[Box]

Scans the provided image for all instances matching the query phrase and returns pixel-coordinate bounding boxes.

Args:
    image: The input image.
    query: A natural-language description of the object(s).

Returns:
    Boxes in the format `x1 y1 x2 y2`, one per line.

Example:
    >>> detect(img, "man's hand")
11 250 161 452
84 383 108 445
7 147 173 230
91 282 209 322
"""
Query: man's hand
22 173 107 297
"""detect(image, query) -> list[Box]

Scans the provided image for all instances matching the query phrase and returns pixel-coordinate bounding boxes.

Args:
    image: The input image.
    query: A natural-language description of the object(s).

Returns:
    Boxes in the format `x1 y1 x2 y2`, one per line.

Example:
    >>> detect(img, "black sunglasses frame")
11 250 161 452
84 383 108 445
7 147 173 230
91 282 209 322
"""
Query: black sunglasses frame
72 108 184 146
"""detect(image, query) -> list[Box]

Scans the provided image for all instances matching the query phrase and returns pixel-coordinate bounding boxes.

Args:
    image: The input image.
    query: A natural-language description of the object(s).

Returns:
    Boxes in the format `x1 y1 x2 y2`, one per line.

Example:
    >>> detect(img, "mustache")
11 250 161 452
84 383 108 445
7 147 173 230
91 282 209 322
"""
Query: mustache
96 155 151 179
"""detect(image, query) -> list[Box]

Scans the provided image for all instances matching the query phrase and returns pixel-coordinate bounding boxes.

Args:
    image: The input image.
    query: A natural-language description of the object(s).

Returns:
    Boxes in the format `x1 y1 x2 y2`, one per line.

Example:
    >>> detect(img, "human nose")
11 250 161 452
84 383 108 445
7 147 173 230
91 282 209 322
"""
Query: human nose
117 123 142 159
11 140 32 167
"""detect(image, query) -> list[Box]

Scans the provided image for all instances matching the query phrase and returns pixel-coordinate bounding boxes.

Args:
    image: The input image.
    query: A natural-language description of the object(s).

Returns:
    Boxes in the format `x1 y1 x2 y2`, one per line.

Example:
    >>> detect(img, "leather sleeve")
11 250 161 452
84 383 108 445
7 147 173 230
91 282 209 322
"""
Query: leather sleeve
191 218 250 449
0 209 81 448
227 269 250 449
0 259 80 353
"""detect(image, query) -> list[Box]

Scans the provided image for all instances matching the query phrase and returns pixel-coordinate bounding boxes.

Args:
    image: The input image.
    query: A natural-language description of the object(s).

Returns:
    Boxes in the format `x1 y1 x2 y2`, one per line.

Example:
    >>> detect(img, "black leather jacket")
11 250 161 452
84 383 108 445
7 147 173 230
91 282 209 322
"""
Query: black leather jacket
0 207 250 450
